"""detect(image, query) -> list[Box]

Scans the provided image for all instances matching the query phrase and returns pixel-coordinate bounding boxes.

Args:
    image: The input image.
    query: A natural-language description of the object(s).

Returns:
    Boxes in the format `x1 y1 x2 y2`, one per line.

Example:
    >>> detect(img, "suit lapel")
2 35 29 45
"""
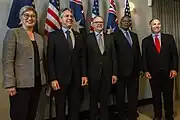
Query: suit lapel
119 29 132 48
59 29 68 41
34 33 43 58
91 33 102 54
72 29 77 50
129 31 135 47
58 29 73 51
19 27 32 45
160 33 164 53
19 27 34 54
103 33 108 53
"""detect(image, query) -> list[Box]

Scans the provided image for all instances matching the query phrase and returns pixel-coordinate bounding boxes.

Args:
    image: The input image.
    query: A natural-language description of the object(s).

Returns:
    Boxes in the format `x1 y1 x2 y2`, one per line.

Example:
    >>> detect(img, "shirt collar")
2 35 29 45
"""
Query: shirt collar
62 27 72 33
152 32 161 38
120 28 130 34
94 31 103 36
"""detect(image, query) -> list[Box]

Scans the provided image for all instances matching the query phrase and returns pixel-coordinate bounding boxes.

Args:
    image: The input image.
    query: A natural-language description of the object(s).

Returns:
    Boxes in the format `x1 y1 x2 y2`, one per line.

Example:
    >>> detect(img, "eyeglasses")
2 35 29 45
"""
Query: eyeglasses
23 13 36 19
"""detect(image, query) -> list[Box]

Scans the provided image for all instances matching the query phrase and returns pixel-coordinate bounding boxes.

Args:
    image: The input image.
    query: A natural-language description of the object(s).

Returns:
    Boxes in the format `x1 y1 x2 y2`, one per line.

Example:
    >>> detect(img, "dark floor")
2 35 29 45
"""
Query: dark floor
47 105 138 120
46 98 152 120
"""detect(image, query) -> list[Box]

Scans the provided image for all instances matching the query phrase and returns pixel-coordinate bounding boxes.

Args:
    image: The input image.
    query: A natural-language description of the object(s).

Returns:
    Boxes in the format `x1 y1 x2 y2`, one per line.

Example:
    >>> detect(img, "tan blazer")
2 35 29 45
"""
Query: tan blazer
2 27 46 88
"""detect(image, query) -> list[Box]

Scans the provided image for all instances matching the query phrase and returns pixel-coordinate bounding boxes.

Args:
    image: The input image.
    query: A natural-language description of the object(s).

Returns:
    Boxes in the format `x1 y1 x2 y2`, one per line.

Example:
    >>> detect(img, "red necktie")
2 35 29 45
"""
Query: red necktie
155 34 160 53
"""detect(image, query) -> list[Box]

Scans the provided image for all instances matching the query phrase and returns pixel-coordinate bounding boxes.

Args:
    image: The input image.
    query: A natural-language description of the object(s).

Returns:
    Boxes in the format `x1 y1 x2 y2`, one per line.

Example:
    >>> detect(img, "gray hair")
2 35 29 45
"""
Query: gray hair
59 8 73 18
19 5 37 19
92 15 104 22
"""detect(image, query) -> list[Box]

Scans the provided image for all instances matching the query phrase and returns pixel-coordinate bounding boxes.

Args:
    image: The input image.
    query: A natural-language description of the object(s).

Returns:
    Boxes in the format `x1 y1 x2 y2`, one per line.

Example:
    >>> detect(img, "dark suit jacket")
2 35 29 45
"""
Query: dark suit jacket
113 29 141 77
142 33 178 76
86 32 117 84
47 29 86 84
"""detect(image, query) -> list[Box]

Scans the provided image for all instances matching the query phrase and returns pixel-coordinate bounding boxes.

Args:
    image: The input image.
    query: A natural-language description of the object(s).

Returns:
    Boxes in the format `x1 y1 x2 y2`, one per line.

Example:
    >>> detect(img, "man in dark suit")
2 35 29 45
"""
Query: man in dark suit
47 8 88 120
113 15 141 120
142 18 178 120
86 16 117 120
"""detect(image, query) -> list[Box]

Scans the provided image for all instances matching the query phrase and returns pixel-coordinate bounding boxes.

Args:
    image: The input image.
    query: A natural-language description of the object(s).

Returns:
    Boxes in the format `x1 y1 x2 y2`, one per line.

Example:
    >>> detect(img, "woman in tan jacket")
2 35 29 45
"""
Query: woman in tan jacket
2 6 46 120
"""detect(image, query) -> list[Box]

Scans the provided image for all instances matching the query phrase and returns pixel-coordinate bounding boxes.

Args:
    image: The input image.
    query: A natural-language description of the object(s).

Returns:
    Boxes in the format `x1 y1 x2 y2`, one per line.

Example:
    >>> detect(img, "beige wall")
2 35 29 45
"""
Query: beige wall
0 0 152 119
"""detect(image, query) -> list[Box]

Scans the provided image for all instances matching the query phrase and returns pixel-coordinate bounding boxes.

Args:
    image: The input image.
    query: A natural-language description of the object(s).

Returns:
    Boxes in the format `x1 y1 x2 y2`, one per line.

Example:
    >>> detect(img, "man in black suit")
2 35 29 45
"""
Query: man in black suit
47 8 88 120
142 18 178 120
113 15 141 120
86 16 117 120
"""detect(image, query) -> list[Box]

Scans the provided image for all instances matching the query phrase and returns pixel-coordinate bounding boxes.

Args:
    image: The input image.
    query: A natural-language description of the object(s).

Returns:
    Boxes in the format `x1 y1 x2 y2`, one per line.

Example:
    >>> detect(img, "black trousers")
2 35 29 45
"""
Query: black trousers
54 78 81 120
9 86 41 120
150 71 174 120
116 73 139 120
89 73 111 120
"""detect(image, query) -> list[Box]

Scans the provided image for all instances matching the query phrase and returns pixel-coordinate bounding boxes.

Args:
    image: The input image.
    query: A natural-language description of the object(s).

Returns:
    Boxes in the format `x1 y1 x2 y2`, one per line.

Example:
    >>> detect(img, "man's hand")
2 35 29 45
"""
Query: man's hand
7 87 17 96
112 75 117 84
81 77 88 86
51 80 60 91
169 70 177 79
145 72 152 79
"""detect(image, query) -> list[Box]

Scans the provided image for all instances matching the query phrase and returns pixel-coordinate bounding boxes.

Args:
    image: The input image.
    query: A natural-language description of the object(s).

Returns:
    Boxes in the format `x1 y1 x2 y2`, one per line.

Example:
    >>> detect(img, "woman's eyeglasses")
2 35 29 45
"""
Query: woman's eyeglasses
23 13 36 19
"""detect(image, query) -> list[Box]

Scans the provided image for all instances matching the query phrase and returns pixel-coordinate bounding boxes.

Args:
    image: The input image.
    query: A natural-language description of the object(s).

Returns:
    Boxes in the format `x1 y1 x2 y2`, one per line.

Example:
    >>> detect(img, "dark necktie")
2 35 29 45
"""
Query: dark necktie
125 31 133 46
98 34 104 54
155 34 160 53
65 30 73 49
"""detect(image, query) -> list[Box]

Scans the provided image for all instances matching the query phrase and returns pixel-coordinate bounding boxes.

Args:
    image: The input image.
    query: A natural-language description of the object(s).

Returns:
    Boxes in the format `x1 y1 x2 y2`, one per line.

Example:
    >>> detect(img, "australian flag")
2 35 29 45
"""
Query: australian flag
106 0 119 34
70 0 86 34
7 0 35 28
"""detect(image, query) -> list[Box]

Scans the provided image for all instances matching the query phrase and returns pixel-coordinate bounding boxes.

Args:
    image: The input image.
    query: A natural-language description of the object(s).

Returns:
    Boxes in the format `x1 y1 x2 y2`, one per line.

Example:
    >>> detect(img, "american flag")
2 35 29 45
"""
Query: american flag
90 0 99 31
70 0 85 33
106 0 119 34
45 0 61 34
124 0 132 28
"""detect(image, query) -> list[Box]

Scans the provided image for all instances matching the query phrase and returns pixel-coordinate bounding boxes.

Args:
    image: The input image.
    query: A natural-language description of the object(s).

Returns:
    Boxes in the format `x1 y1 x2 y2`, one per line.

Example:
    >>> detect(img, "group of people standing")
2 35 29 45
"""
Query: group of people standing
2 6 178 120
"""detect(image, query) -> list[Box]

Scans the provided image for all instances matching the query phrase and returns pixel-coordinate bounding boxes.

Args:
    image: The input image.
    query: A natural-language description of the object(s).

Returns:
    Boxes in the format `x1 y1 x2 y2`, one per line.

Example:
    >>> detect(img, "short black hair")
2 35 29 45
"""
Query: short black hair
149 18 160 25
120 15 131 22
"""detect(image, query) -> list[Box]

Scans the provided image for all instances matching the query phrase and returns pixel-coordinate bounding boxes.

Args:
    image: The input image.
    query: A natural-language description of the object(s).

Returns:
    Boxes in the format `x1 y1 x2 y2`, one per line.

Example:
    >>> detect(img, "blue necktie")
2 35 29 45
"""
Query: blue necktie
65 30 73 49
125 31 133 46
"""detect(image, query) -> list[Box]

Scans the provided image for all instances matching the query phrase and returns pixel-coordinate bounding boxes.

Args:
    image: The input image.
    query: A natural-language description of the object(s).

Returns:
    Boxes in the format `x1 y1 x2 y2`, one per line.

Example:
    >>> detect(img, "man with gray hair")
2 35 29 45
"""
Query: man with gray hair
86 15 117 120
47 8 88 120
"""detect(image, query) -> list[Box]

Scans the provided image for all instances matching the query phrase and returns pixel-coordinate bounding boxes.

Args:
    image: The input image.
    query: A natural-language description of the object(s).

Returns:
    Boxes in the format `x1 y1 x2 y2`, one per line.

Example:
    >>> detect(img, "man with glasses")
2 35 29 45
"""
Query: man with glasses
47 8 88 120
113 15 141 120
86 16 117 120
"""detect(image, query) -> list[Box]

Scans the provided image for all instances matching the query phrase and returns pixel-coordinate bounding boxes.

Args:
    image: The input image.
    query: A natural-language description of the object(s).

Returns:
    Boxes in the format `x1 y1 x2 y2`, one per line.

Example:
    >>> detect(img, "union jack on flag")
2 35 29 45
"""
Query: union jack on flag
106 0 119 34
45 0 61 34
90 0 99 31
